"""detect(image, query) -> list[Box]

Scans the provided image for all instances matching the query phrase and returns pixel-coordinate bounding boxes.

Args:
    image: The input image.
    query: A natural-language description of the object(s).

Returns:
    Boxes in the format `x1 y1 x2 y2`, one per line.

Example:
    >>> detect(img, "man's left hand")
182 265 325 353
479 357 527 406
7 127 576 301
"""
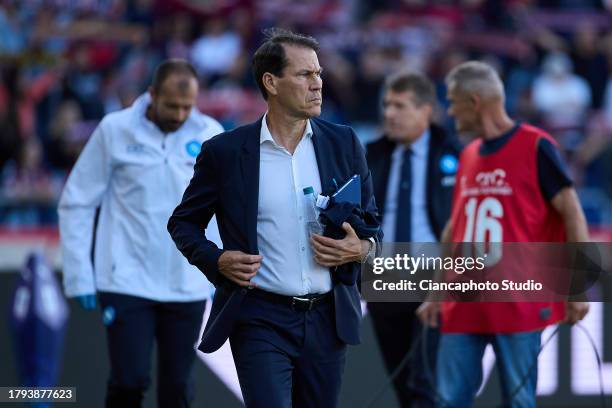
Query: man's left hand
310 222 368 267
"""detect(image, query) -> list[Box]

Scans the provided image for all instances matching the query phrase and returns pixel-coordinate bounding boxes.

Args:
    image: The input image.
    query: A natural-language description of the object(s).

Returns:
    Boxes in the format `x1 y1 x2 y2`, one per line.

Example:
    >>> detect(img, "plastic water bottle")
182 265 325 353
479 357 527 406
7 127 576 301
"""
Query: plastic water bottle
303 186 323 235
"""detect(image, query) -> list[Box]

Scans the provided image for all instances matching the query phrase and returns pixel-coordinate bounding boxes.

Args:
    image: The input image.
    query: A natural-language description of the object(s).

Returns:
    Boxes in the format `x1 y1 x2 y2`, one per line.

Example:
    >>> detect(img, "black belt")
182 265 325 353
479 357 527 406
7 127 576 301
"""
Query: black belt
248 288 333 312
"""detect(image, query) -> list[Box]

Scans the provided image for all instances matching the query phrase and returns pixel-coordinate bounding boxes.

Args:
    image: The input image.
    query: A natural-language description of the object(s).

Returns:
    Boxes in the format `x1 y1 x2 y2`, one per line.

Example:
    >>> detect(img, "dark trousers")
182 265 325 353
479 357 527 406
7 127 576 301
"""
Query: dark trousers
368 302 439 408
229 292 347 408
98 292 206 408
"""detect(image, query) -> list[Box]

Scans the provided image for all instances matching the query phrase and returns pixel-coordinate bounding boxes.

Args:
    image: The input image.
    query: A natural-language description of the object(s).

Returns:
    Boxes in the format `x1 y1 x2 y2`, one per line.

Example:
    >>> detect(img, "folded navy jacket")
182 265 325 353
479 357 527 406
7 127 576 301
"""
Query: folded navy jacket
318 201 380 285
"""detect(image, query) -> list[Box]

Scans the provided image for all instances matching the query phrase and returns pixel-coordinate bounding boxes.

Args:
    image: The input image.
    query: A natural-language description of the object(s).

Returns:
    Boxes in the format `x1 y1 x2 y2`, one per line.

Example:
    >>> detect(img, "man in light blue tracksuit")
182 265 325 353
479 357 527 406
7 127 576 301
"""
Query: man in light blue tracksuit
58 59 223 407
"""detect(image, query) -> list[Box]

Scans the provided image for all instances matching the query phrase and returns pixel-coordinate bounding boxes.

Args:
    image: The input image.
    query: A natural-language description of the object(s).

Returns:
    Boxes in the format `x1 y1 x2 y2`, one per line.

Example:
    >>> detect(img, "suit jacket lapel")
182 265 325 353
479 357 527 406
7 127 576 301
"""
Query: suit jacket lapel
425 125 440 212
310 119 335 195
240 119 262 254
377 137 395 214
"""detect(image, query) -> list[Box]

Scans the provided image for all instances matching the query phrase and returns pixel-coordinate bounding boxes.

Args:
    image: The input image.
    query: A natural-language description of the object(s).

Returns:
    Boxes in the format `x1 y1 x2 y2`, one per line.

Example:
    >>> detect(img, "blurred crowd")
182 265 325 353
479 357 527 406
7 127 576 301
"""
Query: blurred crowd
1 0 612 228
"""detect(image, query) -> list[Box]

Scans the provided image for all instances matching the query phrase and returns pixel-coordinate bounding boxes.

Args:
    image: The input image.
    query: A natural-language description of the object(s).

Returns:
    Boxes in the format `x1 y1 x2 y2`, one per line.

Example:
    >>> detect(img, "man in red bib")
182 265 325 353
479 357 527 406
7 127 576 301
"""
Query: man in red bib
417 61 589 407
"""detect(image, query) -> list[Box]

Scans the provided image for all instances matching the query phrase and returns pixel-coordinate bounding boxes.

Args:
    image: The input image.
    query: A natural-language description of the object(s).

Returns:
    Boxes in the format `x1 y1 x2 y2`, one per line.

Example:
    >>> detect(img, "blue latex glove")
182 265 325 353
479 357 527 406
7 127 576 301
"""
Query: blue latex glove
75 294 97 310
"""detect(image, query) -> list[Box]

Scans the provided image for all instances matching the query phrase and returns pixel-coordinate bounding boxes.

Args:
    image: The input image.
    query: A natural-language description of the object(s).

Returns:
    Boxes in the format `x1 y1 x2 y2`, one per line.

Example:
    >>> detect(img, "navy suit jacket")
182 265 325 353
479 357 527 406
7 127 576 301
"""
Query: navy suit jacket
168 117 382 353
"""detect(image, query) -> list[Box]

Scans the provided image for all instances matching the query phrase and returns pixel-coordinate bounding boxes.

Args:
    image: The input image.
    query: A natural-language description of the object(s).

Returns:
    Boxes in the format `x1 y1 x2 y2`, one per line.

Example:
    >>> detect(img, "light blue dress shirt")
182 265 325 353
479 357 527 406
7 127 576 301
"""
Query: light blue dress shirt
381 129 437 243
250 114 332 296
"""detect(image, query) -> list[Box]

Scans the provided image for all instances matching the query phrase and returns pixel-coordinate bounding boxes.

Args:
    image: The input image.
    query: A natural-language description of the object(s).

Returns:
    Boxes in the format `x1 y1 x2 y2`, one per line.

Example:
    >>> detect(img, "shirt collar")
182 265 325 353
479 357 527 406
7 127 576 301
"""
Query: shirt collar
391 127 430 158
260 113 313 146
133 92 151 120
410 128 430 157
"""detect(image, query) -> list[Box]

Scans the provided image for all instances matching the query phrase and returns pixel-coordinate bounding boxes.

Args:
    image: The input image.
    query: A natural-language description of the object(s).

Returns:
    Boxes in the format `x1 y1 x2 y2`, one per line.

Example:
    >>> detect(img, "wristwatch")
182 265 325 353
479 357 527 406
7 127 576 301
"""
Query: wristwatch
361 237 377 264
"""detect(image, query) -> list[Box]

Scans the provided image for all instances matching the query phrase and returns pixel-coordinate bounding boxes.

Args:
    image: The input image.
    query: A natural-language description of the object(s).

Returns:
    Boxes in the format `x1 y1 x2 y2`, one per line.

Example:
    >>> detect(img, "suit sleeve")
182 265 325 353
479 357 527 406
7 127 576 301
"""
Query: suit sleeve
167 141 224 286
350 128 384 247
58 122 112 297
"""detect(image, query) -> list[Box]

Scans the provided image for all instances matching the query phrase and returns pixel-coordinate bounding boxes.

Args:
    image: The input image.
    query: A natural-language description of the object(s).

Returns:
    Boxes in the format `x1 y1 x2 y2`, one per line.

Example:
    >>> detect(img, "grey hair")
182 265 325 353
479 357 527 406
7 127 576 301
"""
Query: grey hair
445 61 504 100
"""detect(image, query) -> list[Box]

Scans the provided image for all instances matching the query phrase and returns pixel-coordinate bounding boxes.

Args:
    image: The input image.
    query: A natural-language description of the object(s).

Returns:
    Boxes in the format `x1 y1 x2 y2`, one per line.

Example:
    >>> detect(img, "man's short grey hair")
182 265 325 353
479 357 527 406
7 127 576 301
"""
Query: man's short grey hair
445 61 505 100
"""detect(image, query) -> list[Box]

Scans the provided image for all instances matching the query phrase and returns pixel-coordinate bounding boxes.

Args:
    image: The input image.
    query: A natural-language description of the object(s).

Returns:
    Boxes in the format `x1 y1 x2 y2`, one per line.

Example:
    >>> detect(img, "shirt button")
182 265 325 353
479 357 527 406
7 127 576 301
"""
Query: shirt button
299 216 303 221
301 247 305 251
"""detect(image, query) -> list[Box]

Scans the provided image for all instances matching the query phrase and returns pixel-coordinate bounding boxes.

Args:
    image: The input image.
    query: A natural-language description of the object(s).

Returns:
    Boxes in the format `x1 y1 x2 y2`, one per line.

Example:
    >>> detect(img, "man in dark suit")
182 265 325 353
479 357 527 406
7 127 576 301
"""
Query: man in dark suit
167 28 382 408
366 71 461 407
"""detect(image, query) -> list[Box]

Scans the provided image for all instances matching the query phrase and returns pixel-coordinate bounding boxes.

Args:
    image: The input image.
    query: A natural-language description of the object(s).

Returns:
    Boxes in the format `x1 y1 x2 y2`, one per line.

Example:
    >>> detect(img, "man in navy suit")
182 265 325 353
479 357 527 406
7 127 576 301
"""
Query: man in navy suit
168 28 382 408
366 71 461 407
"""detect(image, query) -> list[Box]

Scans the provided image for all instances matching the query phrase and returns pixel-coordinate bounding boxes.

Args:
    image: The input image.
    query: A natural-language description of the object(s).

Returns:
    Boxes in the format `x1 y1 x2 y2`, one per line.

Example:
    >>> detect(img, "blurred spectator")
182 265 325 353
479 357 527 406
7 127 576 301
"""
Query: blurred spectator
574 113 612 223
317 50 357 124
44 100 87 171
190 18 242 84
431 49 468 133
0 65 60 171
0 2 26 54
351 46 396 124
603 48 612 125
0 138 62 226
532 52 591 147
164 13 194 60
64 43 106 119
29 6 70 55
0 66 22 172
505 53 539 118
571 23 608 109
125 0 155 25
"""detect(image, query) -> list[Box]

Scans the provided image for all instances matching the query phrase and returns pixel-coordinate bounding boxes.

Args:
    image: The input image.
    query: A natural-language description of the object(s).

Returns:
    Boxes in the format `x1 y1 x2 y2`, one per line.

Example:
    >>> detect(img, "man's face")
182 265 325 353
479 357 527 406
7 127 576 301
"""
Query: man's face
446 82 480 135
149 74 198 133
272 45 323 118
383 90 431 144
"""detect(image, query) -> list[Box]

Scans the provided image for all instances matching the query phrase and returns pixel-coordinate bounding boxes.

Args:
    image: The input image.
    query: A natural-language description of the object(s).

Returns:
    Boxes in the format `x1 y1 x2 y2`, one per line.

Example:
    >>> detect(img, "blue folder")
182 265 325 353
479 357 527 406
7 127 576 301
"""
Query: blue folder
332 174 361 205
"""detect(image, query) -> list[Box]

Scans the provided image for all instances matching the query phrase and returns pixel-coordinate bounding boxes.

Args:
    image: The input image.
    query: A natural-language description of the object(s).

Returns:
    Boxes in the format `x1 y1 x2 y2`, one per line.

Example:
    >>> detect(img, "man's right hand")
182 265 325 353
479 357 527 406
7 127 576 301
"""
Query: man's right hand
416 301 441 328
564 301 589 324
218 251 263 287
75 294 97 310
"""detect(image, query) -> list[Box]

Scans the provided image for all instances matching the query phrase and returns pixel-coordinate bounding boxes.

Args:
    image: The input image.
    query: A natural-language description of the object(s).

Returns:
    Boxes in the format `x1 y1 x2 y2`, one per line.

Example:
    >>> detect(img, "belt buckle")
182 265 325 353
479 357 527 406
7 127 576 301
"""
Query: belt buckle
292 296 315 311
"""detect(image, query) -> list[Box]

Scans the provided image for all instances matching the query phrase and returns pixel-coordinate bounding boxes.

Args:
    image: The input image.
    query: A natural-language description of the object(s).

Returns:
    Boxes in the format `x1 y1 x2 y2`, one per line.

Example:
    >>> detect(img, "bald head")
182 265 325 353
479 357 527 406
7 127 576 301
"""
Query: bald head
445 61 505 102
151 59 198 93
148 60 199 133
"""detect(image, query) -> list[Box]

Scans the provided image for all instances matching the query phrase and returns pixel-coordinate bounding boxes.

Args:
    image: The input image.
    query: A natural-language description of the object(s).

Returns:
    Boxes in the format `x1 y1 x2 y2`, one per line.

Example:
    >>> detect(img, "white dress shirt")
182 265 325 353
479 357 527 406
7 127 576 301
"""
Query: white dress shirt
382 129 437 243
251 114 332 296
58 93 224 301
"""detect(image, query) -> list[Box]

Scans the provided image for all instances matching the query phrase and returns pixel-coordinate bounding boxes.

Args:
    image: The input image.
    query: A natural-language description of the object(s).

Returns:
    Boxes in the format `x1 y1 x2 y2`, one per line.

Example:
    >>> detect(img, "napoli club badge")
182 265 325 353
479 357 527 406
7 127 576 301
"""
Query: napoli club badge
185 140 201 157
440 154 458 174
